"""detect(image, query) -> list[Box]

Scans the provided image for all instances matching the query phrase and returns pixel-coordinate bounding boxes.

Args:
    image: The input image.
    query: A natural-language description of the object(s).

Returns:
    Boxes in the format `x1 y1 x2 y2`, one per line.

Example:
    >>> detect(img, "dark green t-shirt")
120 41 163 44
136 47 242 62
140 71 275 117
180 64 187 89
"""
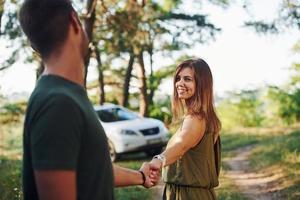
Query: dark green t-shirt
22 75 114 200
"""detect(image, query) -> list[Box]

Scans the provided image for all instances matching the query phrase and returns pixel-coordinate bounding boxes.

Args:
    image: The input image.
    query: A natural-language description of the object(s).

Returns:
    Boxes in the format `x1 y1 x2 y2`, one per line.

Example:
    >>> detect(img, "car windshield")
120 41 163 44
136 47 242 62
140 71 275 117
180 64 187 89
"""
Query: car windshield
96 107 139 122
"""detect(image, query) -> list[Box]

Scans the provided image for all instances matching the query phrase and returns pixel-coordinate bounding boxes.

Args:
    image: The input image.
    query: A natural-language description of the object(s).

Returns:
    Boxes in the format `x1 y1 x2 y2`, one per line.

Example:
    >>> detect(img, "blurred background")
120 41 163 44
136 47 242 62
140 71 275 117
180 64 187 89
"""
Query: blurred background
0 0 299 199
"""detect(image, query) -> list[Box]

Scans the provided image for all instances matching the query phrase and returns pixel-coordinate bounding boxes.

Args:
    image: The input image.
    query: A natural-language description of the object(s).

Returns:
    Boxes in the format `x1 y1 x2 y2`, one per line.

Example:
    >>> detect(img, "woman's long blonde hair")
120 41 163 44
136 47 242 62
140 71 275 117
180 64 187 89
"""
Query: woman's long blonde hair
172 58 221 140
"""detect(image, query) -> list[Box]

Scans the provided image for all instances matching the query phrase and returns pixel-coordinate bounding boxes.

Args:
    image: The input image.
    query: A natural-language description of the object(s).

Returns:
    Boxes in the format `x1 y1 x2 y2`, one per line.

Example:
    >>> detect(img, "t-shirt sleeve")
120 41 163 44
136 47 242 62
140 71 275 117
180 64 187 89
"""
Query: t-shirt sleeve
30 95 83 170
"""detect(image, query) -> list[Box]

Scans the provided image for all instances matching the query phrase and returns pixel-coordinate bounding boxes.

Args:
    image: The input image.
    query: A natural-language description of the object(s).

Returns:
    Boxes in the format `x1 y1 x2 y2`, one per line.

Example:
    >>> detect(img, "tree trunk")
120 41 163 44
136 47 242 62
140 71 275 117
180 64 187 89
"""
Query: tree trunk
122 53 134 107
83 0 97 87
148 86 155 107
0 122 3 157
0 0 4 35
137 52 148 116
95 47 105 105
36 62 44 80
148 49 154 106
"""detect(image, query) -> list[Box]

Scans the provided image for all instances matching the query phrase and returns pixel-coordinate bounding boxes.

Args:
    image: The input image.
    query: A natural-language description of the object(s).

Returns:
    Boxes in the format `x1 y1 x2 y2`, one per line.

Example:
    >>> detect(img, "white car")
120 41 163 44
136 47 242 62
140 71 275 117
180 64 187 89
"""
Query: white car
94 104 169 161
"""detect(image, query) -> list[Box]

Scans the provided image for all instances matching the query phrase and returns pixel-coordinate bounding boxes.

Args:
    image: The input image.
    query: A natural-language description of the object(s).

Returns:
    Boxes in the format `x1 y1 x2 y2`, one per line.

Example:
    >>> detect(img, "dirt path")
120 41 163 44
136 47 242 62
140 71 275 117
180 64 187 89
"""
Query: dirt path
224 145 285 200
152 145 287 200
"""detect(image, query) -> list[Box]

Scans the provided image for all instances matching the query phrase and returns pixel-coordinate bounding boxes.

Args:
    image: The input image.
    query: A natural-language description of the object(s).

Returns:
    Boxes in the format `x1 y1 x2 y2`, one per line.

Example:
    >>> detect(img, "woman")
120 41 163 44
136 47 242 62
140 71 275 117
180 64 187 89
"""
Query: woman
150 58 221 200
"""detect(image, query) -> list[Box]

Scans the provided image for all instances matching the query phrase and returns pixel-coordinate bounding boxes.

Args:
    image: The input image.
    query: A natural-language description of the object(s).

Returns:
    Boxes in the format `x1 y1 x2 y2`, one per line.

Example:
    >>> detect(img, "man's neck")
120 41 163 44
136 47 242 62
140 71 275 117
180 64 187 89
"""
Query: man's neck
43 51 85 87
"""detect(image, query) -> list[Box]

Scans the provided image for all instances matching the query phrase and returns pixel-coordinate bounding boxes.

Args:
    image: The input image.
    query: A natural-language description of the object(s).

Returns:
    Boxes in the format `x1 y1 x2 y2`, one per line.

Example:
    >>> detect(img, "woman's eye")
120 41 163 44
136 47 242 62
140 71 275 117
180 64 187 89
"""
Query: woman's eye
175 77 181 82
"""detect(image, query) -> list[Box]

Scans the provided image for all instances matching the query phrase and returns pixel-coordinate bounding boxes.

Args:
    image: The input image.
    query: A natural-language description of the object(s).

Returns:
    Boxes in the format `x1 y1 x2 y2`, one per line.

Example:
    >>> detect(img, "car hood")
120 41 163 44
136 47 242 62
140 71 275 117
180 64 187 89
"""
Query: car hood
100 118 162 131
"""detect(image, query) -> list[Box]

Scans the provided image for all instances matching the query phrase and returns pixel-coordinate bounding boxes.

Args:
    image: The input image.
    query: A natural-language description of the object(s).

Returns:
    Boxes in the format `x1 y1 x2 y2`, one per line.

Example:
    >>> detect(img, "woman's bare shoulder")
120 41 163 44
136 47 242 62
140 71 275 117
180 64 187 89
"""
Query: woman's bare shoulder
183 114 206 129
184 114 205 123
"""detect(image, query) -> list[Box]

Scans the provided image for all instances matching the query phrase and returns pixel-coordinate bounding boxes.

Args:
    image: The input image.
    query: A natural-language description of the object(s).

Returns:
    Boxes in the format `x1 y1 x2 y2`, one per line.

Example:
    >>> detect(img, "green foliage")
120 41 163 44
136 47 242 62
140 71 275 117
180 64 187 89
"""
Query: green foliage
243 4 300 126
267 86 300 124
148 98 172 125
245 0 300 33
217 89 265 129
2 103 23 114
244 21 279 34
88 93 99 105
0 102 26 124
235 92 264 127
217 84 300 128
161 0 181 12
290 61 300 86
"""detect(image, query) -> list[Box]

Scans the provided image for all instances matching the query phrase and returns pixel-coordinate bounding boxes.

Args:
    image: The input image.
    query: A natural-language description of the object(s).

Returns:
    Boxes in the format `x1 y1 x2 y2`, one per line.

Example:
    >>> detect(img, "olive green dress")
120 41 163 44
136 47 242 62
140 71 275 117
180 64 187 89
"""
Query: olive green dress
162 132 221 200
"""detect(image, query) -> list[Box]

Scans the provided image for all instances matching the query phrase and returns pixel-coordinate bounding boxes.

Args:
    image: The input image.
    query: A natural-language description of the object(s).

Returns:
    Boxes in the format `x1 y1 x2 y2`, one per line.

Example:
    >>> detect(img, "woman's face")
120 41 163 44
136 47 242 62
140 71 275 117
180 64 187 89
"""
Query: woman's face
175 67 196 100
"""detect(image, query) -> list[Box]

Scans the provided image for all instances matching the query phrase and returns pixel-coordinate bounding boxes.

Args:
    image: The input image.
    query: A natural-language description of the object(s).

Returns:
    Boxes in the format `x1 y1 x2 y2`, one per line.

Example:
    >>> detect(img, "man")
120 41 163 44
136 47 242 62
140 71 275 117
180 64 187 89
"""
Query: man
19 0 158 199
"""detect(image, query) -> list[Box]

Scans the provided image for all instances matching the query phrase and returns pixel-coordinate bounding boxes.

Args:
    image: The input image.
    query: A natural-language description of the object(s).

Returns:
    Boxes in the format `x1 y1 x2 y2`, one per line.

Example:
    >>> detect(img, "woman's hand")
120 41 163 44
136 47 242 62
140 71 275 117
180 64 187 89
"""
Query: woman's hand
149 158 163 170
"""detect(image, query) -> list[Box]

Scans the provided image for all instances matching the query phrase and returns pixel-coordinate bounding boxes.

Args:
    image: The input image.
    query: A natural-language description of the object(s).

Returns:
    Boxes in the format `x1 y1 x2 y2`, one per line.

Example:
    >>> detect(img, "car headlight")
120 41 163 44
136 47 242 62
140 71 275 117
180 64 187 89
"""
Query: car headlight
120 129 137 136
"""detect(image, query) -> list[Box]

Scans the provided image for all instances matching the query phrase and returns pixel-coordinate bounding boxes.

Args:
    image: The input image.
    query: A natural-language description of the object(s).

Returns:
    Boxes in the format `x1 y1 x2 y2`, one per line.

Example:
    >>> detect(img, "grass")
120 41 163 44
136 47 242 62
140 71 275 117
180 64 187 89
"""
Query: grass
220 129 262 172
0 120 23 159
215 170 248 200
114 154 154 200
221 132 259 152
0 119 24 200
0 158 23 200
249 130 300 200
2 118 300 200
215 131 260 199
220 126 300 200
0 120 255 200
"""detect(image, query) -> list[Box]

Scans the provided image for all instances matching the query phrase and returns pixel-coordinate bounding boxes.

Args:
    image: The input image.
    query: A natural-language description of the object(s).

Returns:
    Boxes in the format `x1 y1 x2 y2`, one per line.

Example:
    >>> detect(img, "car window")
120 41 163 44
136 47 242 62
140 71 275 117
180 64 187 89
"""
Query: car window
97 108 138 122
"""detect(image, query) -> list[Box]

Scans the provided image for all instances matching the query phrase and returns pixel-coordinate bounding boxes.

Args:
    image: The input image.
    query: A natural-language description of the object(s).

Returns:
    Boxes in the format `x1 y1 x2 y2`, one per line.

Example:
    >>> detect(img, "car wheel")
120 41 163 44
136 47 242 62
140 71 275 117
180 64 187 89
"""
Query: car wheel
145 147 163 157
108 140 119 162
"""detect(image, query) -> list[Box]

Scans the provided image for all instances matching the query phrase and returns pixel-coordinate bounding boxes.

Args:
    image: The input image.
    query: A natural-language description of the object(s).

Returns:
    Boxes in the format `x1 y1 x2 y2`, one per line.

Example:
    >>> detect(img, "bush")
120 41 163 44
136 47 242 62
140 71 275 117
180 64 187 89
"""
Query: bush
0 102 26 124
148 105 172 126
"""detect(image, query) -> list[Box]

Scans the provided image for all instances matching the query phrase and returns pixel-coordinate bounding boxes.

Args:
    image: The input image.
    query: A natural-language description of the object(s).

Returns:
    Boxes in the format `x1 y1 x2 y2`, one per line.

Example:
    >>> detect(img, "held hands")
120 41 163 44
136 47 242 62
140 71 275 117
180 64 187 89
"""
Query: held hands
139 162 161 188
149 158 163 184
149 158 163 171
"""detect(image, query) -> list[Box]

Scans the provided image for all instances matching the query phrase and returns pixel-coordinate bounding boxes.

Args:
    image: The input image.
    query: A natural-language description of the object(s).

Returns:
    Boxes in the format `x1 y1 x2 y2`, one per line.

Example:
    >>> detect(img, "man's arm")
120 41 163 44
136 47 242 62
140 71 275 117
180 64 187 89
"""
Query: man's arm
34 170 76 200
113 162 159 188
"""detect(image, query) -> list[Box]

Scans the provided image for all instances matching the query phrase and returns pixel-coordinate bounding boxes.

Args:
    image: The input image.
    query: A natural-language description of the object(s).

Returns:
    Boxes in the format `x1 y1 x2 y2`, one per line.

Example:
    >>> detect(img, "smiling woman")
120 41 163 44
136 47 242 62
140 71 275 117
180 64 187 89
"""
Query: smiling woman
175 67 196 99
149 58 221 200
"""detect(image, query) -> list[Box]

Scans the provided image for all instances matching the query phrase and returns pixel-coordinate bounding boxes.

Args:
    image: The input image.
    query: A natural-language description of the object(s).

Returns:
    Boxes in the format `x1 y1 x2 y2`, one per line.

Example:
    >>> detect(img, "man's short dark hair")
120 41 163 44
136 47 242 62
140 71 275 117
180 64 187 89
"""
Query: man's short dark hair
19 0 74 59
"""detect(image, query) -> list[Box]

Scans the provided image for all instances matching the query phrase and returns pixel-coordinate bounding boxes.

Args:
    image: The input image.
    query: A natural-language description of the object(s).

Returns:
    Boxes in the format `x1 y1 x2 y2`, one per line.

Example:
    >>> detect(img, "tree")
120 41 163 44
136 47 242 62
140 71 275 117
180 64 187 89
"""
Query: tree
243 0 300 125
83 0 97 85
267 85 300 124
90 0 222 115
0 0 5 35
1 0 228 117
245 0 300 33
0 0 42 75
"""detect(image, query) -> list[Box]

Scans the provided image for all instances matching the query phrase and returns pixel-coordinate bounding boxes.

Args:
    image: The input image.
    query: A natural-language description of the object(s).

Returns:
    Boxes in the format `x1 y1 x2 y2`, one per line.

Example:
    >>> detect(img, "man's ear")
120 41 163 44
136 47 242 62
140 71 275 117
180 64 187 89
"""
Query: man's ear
70 11 80 34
